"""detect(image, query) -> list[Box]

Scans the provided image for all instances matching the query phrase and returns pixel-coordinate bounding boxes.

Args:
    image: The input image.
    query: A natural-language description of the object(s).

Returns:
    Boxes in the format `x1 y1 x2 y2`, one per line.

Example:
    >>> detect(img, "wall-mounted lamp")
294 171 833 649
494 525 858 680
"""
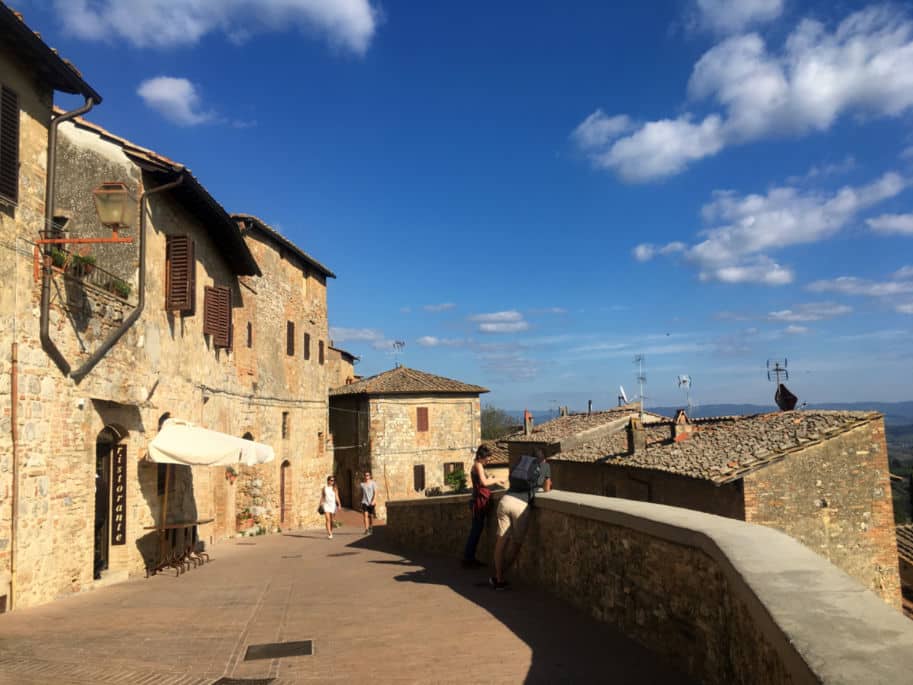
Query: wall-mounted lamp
92 181 133 231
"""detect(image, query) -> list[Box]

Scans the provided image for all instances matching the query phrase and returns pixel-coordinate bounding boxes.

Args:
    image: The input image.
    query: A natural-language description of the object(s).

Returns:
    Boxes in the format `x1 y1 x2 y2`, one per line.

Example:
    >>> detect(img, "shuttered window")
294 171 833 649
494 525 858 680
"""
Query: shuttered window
303 333 311 360
413 464 425 492
246 321 253 348
0 86 19 204
165 235 195 312
318 340 325 365
203 285 232 348
417 407 429 432
286 322 295 356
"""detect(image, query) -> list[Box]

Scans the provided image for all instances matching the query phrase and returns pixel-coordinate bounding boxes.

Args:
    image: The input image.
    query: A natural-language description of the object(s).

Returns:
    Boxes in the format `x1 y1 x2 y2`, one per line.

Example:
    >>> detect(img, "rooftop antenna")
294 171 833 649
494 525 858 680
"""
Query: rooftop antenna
392 340 405 367
767 358 798 411
618 386 629 407
676 374 693 415
634 354 646 422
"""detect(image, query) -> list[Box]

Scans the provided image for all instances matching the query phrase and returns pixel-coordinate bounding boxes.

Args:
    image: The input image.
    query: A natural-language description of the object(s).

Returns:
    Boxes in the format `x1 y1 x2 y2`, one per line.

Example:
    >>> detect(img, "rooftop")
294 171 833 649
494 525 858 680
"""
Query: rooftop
506 404 667 444
234 213 336 279
1 4 101 102
551 410 880 484
329 365 488 397
898 523 913 566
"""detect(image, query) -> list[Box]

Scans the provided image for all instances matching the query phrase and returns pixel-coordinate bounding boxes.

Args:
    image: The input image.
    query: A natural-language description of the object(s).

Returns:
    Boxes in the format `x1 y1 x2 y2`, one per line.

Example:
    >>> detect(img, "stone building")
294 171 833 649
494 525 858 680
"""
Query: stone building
328 366 487 516
326 344 358 388
527 409 900 607
0 9 337 609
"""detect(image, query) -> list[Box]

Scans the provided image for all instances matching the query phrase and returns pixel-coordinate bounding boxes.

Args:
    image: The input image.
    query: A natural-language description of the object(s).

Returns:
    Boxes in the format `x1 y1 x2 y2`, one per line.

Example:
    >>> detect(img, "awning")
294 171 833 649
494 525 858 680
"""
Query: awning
148 419 275 467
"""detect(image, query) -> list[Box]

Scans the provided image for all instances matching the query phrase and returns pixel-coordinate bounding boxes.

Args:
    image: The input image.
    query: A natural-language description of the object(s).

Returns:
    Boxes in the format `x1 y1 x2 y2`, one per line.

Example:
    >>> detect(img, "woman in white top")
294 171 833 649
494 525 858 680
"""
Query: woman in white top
320 475 340 539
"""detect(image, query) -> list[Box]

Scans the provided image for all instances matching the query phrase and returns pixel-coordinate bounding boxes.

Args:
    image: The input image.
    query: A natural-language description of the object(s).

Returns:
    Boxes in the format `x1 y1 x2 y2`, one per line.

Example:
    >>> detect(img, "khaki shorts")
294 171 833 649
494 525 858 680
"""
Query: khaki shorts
496 495 530 539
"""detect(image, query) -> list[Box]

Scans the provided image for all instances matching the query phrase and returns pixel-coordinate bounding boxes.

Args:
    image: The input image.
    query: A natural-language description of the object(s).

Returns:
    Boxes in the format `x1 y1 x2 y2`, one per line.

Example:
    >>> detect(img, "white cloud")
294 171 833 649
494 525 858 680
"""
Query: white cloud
469 311 524 323
527 307 568 315
634 241 686 262
783 324 810 335
137 77 213 126
808 266 913 297
475 342 538 382
786 156 856 184
767 302 852 321
694 0 783 34
57 0 378 54
416 336 466 347
646 172 906 285
329 327 385 343
571 111 633 148
575 7 913 181
867 213 913 235
478 321 530 334
422 303 456 312
897 303 913 314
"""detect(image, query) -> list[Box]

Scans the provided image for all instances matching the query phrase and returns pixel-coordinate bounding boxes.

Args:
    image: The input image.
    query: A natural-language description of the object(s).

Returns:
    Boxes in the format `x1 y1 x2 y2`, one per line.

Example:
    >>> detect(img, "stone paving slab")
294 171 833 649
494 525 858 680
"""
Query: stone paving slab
0 526 691 684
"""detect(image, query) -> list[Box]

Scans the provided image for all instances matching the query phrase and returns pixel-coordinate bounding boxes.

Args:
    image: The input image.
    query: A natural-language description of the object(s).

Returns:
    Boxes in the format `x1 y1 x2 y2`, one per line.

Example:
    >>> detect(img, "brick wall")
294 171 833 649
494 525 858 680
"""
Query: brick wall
742 418 900 607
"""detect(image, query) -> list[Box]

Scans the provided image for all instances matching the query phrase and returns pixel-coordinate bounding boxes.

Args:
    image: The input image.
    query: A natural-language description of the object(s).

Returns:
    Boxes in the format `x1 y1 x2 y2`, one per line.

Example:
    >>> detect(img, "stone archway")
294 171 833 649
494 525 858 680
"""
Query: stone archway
280 460 292 526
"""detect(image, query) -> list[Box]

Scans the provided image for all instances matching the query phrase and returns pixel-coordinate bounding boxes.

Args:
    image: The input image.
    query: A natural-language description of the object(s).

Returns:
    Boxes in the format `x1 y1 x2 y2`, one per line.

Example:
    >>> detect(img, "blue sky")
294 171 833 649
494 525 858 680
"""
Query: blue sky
22 0 913 409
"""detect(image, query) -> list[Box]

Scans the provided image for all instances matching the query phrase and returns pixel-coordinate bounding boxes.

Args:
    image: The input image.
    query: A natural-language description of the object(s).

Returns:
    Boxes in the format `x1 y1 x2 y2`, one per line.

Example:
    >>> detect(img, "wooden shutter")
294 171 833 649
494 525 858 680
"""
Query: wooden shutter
286 322 295 356
165 235 195 312
413 464 425 491
319 340 325 365
304 333 311 360
0 86 19 203
417 407 429 432
203 285 232 348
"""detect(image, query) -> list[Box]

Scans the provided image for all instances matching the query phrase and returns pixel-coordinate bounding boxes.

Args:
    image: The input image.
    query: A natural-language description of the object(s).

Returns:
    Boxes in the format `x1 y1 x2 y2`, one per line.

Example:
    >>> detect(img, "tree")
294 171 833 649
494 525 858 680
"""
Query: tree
481 404 518 440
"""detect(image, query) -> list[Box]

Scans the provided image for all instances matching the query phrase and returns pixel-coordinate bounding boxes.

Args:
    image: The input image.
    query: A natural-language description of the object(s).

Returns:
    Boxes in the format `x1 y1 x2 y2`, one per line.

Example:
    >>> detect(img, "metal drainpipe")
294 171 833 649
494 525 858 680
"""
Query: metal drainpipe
70 174 183 383
9 342 18 611
39 97 96 377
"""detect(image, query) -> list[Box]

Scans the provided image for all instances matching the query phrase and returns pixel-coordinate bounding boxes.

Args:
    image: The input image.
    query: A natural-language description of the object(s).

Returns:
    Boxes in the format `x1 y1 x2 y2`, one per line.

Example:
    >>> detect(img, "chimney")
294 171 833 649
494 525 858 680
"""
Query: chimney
524 409 534 436
673 409 693 441
627 417 646 455
559 406 569 417
587 400 592 415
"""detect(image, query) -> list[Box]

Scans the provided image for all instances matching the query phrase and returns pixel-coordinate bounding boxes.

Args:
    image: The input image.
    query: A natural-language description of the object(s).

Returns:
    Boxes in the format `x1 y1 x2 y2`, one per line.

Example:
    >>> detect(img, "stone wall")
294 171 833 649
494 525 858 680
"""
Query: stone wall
368 394 480 517
0 110 334 609
385 492 913 685
743 419 900 607
550 460 745 519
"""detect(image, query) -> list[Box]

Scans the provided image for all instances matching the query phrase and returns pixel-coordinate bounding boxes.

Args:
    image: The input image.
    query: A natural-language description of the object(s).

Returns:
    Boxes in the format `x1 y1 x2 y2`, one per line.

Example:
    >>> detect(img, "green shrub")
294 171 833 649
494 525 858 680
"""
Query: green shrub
444 469 467 492
49 247 67 268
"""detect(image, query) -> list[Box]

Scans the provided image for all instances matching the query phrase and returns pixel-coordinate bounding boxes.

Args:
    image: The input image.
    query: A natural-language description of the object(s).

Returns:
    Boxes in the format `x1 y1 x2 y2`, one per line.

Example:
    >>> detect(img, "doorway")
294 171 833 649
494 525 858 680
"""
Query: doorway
280 460 292 525
94 426 121 579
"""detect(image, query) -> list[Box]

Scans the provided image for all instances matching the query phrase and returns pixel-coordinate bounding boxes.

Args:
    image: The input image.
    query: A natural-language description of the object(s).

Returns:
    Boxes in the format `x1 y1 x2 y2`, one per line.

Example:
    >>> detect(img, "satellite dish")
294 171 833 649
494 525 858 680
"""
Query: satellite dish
619 385 629 403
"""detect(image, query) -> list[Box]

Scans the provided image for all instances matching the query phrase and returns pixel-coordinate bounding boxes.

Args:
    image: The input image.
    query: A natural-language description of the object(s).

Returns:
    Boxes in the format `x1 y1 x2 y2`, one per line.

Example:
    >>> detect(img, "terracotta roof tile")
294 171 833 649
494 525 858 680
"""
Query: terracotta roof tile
506 404 667 443
551 410 880 484
234 213 335 279
329 366 488 397
898 524 913 565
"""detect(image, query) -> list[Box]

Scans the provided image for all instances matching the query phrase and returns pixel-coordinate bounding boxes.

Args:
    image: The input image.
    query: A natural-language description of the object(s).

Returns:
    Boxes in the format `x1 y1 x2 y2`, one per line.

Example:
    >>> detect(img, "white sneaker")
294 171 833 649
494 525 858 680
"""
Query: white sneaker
327 533 333 539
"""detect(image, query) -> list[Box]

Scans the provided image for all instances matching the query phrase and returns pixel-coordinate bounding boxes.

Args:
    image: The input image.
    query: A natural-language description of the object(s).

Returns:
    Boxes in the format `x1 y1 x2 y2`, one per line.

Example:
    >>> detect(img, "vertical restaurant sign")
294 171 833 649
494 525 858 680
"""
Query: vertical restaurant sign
112 444 127 545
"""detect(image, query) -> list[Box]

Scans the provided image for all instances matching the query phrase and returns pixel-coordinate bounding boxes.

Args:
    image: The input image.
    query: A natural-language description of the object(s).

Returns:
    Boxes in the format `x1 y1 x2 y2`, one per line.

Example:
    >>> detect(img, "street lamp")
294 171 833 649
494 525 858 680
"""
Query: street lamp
92 181 132 232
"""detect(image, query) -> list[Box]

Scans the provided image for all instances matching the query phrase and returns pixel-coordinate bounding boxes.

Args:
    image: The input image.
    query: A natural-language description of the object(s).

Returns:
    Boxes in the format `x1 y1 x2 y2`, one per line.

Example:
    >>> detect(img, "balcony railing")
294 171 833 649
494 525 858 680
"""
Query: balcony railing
40 241 136 305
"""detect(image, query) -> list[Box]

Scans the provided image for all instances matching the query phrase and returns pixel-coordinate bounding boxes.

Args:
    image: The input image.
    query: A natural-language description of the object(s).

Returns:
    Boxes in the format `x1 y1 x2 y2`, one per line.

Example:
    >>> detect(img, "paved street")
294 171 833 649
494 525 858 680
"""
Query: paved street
0 515 690 684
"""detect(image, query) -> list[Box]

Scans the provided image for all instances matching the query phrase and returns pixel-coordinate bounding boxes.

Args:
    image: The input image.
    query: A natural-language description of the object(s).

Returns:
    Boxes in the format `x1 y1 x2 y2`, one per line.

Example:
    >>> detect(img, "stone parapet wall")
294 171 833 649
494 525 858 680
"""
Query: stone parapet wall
386 491 913 685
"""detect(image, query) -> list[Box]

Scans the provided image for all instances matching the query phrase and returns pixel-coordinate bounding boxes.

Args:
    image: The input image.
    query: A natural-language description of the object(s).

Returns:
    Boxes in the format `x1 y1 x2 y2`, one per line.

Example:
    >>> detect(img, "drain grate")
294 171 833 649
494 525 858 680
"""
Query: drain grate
281 554 302 559
212 679 275 684
236 542 257 546
244 640 313 661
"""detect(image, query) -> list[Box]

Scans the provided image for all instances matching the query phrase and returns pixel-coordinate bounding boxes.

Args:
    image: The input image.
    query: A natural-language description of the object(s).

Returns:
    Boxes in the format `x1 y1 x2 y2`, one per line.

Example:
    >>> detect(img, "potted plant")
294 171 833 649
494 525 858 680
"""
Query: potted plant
236 507 254 530
109 278 131 299
49 247 67 269
71 253 96 277
225 465 238 484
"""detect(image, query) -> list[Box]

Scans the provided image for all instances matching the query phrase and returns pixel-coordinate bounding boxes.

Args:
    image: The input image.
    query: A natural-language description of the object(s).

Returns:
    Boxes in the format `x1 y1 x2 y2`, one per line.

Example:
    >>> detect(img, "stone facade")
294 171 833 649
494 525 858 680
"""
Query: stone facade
549 417 900 607
331 392 481 517
385 491 913 685
326 345 357 389
0 89 335 609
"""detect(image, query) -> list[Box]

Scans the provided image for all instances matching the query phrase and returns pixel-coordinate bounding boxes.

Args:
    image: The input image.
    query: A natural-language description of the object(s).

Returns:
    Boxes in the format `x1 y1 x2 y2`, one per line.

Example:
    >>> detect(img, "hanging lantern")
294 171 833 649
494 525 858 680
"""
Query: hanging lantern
92 181 132 228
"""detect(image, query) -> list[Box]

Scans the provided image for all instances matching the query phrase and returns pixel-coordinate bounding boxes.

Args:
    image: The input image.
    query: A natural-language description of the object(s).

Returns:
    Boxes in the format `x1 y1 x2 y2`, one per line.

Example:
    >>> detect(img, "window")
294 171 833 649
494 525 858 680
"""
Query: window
246 322 253 348
0 86 19 204
286 321 295 356
282 412 289 439
304 333 311 360
444 462 463 478
318 431 324 455
318 340 325 365
413 464 425 492
165 235 195 313
417 407 429 432
203 285 231 348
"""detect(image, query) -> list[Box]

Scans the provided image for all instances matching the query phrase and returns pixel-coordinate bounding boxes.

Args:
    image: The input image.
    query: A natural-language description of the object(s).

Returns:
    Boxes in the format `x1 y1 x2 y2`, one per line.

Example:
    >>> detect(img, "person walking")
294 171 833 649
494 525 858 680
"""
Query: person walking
360 471 377 534
490 447 551 590
462 445 504 568
320 475 340 539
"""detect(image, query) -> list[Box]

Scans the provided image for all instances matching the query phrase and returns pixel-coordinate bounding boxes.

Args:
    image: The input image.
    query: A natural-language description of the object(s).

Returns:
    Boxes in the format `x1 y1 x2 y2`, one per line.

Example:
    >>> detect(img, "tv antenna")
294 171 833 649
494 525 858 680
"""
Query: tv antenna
676 374 693 414
634 354 646 422
618 385 629 406
392 340 405 366
767 358 798 411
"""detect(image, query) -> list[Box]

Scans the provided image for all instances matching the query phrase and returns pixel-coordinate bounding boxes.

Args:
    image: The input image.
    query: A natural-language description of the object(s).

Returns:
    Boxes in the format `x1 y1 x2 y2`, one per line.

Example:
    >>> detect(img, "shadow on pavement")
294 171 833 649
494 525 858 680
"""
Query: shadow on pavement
346 530 695 685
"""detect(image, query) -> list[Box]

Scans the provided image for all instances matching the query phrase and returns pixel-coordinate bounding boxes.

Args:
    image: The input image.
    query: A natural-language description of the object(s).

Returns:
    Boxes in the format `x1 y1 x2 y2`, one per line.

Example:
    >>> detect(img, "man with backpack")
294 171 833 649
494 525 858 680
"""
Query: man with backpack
490 447 551 590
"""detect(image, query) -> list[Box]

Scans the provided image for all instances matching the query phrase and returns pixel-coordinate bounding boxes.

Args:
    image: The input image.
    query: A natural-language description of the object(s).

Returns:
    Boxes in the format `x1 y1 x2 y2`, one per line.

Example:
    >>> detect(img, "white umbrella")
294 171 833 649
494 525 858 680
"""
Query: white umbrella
148 419 275 466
